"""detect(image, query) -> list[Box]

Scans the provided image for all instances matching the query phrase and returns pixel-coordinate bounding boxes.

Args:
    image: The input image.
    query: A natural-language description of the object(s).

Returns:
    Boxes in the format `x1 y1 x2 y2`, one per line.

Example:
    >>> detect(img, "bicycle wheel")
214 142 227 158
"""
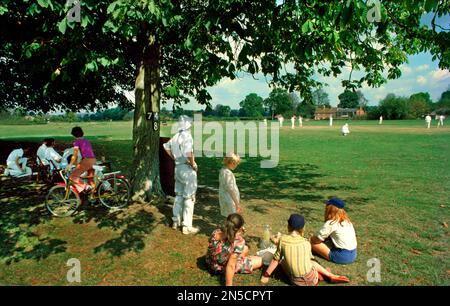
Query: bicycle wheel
46 185 81 217
97 177 130 209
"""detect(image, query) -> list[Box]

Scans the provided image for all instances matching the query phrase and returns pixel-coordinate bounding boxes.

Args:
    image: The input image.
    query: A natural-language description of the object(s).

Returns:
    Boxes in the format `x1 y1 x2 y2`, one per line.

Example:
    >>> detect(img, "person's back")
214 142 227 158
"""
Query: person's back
166 130 193 165
319 220 357 251
36 143 48 165
206 228 244 272
275 234 313 278
46 146 62 169
7 149 23 166
6 148 32 177
219 167 240 217
73 138 95 159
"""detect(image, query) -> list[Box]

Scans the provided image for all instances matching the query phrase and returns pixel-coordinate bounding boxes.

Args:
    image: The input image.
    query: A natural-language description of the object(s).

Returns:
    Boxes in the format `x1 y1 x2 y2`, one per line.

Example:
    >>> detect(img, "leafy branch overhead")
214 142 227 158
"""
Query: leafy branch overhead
0 0 448 112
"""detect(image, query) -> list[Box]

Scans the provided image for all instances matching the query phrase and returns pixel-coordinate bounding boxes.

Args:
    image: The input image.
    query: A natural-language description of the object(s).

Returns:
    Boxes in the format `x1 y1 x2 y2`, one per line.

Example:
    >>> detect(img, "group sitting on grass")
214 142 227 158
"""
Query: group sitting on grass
3 128 97 192
204 198 357 286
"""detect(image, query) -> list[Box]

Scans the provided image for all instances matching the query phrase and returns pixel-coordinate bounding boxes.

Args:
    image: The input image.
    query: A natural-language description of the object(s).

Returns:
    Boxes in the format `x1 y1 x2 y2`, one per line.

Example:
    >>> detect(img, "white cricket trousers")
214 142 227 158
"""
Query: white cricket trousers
173 164 198 228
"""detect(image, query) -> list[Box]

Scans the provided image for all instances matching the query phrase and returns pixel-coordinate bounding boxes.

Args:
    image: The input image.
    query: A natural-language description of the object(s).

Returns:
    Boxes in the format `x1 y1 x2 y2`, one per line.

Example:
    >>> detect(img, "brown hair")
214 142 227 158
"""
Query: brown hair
223 213 244 243
324 204 352 225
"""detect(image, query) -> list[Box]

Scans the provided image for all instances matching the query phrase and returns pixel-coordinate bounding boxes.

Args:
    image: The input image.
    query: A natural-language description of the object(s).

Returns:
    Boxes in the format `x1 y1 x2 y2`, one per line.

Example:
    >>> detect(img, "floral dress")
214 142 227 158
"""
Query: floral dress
206 229 253 274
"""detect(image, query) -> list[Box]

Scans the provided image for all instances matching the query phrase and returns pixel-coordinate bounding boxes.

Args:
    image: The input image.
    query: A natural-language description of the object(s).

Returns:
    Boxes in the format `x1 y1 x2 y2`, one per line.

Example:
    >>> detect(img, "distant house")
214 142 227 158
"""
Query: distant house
314 106 366 120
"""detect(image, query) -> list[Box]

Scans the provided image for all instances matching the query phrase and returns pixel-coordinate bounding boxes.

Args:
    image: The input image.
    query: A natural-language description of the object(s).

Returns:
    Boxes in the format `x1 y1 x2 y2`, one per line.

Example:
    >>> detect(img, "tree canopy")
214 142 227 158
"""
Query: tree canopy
1 0 449 201
1 0 449 112
338 90 359 108
311 88 331 107
239 93 264 118
264 88 293 118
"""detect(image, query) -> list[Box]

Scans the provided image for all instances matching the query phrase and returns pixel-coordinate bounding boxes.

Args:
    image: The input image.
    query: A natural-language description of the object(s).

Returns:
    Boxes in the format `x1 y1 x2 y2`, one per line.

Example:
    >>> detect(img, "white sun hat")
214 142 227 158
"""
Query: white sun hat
177 115 193 131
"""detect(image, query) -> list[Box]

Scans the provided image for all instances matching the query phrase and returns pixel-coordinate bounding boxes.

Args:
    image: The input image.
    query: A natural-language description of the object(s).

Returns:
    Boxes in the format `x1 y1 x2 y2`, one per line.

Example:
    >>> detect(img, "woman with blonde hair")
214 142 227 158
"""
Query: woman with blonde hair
219 152 242 217
310 198 357 264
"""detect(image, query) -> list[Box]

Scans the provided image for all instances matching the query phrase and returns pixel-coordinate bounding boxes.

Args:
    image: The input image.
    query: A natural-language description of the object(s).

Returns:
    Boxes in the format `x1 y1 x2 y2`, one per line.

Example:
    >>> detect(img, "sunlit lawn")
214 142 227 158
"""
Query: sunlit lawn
0 119 449 285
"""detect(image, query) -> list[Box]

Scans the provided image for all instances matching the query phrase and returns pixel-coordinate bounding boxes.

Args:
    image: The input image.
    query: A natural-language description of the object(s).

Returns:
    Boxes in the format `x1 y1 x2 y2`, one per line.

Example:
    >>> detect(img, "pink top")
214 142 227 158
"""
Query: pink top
73 138 95 159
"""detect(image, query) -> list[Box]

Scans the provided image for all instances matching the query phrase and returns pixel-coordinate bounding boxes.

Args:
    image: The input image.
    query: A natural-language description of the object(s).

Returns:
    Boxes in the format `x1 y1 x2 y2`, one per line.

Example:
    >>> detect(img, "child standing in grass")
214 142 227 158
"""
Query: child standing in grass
310 198 357 265
219 152 242 217
260 214 349 286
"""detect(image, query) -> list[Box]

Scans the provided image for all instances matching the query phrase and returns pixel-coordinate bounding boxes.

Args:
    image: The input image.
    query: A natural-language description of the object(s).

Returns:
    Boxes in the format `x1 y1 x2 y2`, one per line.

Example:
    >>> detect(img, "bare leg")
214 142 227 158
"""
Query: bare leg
310 241 331 260
249 255 263 270
312 261 349 283
311 261 333 278
242 245 249 257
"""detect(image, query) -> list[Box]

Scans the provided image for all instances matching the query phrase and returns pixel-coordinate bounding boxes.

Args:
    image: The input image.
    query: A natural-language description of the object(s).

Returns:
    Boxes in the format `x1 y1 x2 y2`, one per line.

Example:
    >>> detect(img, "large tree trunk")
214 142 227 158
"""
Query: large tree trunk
131 36 163 203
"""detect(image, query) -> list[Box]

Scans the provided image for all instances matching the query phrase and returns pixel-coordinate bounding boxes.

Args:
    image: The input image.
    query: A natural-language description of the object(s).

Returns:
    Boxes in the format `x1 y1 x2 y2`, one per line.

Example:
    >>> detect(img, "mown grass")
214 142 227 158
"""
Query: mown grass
0 120 449 286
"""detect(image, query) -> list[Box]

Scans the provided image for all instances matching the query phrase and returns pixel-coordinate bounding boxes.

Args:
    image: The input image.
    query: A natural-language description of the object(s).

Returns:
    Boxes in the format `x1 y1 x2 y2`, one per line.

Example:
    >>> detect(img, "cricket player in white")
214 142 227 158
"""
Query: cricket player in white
299 116 303 127
438 115 445 127
5 148 32 177
278 115 284 127
341 123 350 136
425 115 432 129
163 115 199 235
329 115 333 126
379 116 383 125
291 115 296 129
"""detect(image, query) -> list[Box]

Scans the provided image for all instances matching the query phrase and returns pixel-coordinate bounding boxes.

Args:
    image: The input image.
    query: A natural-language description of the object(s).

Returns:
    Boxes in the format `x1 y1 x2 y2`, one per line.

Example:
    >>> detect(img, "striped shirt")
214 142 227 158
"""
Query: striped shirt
273 234 314 278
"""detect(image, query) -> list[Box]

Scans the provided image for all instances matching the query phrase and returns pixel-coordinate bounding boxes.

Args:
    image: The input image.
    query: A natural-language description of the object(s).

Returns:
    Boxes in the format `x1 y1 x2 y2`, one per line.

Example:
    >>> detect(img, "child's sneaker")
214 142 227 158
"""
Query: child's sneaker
172 222 180 230
182 226 200 235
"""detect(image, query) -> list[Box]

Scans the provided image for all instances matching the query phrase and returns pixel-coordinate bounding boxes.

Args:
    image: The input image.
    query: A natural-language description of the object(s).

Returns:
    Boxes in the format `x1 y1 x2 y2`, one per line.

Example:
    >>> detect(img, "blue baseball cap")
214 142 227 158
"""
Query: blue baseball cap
326 198 345 209
288 214 305 230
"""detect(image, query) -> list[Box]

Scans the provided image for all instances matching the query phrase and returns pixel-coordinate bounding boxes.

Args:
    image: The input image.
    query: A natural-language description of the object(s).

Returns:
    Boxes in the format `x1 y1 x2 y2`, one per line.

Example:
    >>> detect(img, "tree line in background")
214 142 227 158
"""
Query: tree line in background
2 86 449 123
189 86 450 120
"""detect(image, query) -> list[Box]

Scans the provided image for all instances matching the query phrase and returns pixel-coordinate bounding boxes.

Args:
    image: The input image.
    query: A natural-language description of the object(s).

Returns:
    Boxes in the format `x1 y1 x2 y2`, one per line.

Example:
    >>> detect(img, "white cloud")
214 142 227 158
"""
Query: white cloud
415 64 429 72
431 69 450 81
401 65 412 74
416 76 427 85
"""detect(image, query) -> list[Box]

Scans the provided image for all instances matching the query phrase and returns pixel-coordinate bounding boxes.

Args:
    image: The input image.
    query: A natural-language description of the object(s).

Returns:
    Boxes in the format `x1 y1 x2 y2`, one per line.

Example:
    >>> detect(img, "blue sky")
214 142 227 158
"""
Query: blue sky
159 12 449 110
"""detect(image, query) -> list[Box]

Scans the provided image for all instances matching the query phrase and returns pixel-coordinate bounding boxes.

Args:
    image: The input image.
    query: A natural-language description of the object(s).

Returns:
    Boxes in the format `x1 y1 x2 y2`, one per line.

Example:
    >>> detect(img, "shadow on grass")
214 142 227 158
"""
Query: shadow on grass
0 178 67 265
72 203 160 257
196 157 361 204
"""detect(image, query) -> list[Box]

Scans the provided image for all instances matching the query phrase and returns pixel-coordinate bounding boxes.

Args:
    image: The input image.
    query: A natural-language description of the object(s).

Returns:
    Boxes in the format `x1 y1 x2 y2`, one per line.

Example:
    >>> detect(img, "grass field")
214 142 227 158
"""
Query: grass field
0 119 449 285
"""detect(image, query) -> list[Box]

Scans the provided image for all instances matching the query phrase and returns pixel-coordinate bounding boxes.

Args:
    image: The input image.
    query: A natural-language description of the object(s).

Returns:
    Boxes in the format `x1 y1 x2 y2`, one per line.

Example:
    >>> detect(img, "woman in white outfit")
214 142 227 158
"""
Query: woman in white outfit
164 115 199 235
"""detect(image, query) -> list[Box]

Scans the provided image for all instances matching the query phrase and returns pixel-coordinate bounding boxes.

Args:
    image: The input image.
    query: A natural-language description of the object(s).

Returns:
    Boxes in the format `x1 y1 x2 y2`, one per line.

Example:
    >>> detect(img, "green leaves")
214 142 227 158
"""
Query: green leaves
24 42 41 58
0 5 8 15
301 20 314 34
424 0 439 12
85 61 98 73
58 20 67 34
37 0 53 10
184 36 193 50
164 85 179 97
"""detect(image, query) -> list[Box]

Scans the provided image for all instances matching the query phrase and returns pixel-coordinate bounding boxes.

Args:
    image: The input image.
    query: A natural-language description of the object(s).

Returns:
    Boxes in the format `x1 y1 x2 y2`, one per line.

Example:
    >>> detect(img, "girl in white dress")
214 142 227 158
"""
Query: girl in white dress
219 152 242 217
